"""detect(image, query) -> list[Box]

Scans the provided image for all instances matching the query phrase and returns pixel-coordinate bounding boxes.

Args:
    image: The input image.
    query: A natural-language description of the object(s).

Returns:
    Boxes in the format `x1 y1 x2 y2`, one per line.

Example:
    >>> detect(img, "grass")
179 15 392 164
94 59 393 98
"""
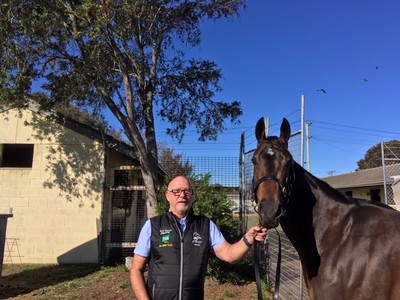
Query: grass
1 264 131 299
2 264 272 299
246 213 260 229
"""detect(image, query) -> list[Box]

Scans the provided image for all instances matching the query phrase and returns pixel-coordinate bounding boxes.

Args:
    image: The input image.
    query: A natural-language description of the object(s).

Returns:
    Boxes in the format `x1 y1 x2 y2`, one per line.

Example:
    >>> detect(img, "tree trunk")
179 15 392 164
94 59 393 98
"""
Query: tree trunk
142 171 157 218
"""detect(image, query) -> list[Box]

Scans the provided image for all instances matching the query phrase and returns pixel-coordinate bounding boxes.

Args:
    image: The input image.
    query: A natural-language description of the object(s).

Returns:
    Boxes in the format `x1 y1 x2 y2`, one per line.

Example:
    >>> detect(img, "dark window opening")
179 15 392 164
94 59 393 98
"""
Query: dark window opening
344 191 353 197
0 144 34 168
370 189 381 202
114 170 130 187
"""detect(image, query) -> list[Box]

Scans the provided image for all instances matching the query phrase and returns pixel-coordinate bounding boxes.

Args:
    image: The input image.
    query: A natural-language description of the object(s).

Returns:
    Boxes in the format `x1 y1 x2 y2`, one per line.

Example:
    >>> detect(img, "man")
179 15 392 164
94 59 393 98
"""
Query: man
131 176 267 300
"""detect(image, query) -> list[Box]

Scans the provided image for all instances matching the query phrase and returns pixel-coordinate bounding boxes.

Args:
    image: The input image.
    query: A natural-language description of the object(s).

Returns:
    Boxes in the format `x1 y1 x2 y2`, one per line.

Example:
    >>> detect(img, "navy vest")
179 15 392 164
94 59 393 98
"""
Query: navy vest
147 211 210 300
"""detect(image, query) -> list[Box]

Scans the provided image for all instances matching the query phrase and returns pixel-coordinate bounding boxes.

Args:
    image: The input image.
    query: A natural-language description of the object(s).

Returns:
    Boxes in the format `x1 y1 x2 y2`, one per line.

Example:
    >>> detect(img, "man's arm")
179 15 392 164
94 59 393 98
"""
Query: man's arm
130 254 150 300
214 225 267 264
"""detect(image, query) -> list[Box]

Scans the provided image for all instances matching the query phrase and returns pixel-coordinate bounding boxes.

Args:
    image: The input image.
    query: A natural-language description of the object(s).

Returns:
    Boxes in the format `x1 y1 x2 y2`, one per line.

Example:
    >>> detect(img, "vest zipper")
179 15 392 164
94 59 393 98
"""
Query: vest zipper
173 217 185 300
179 233 184 300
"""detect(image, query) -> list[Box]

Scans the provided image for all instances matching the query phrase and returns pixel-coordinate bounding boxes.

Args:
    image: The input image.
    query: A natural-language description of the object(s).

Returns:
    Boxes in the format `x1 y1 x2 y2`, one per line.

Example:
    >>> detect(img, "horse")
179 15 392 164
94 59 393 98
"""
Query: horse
252 117 400 300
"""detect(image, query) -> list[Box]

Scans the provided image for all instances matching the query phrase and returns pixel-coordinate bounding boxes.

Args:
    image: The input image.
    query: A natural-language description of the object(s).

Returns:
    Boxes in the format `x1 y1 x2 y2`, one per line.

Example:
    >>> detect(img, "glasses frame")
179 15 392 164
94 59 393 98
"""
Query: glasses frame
167 189 193 196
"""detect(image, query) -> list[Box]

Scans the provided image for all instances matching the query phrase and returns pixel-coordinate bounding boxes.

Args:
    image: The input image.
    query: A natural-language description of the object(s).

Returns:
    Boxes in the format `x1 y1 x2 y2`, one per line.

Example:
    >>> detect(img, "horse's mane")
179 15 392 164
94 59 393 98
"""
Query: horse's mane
292 161 396 211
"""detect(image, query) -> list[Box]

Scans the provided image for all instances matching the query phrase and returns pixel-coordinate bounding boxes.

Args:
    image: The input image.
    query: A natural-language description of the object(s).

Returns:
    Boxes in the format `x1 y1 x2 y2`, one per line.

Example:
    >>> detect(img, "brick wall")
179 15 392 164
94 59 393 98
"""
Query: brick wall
0 109 104 263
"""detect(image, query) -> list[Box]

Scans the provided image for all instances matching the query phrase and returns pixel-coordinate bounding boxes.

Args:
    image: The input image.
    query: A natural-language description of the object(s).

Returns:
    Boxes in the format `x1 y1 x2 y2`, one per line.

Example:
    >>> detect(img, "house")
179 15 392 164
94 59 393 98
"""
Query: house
321 164 400 208
0 106 163 264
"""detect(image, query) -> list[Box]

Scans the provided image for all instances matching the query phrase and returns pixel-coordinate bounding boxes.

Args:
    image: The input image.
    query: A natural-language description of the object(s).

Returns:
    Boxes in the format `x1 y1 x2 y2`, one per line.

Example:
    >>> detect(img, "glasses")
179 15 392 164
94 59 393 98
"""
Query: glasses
168 189 193 196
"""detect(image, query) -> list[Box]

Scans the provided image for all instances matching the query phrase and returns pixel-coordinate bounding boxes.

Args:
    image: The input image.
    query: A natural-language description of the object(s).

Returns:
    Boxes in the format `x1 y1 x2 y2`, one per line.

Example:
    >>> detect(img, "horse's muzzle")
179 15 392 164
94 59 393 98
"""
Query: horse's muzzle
258 199 281 229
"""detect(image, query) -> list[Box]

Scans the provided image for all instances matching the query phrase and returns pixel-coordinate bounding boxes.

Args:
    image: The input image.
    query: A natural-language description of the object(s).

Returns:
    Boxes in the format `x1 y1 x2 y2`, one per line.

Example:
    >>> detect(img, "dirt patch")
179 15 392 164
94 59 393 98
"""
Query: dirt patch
1 264 270 299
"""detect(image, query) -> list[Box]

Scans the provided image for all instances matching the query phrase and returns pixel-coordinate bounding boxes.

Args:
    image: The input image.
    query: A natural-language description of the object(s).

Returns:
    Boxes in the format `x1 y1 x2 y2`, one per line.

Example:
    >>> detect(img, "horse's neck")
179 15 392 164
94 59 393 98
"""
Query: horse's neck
292 163 348 215
281 165 347 275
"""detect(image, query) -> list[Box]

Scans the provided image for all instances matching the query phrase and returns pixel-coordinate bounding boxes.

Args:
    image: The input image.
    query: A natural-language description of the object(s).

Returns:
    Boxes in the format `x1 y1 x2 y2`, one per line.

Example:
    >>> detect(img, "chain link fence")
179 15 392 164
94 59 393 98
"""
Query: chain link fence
382 142 400 206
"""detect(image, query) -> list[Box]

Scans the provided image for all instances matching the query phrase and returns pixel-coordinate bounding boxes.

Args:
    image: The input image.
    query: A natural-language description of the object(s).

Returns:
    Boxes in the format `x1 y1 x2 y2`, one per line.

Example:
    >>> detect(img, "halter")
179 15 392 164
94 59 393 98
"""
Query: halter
252 159 294 217
252 160 294 300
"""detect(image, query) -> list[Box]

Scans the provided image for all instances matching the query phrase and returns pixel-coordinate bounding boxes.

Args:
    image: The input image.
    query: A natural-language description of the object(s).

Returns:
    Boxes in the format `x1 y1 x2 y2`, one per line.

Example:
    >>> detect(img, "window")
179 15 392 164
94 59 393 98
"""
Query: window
370 189 381 202
344 191 353 197
0 144 34 168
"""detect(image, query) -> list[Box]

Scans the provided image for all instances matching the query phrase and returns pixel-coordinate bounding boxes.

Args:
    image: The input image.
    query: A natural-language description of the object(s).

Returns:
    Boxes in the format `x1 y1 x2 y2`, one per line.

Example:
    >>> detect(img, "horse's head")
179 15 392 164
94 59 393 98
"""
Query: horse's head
252 117 294 229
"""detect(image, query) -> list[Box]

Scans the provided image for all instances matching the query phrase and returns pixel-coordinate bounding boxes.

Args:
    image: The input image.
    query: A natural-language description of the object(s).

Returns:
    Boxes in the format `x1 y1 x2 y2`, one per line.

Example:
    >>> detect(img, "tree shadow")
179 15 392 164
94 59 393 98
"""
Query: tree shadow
26 111 104 207
0 264 99 298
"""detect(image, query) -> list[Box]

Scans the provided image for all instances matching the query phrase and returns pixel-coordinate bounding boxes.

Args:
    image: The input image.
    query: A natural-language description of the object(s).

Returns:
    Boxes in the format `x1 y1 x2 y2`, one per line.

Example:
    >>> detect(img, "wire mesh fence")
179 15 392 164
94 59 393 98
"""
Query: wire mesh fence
266 231 309 300
382 142 400 206
104 162 146 264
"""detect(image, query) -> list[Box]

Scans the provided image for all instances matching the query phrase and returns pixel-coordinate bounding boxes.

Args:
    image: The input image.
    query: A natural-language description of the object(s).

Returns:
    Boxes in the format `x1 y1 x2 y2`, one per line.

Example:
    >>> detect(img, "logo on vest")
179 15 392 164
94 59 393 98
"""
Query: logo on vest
159 229 173 248
162 235 170 243
192 232 203 247
160 229 172 235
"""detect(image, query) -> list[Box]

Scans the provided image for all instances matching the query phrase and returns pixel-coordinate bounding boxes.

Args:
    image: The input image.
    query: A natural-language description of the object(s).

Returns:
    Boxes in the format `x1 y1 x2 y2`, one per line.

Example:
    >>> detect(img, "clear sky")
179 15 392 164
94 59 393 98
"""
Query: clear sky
155 0 400 178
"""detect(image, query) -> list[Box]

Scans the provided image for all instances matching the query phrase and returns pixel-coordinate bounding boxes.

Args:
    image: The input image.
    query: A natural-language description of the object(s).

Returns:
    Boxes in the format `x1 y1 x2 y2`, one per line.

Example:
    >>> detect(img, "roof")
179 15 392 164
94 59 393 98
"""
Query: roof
321 164 400 189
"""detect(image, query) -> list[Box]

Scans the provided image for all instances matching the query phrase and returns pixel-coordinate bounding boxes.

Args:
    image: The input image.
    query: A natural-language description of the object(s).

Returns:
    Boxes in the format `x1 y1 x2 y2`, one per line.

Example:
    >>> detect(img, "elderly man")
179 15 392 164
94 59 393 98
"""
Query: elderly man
131 176 267 300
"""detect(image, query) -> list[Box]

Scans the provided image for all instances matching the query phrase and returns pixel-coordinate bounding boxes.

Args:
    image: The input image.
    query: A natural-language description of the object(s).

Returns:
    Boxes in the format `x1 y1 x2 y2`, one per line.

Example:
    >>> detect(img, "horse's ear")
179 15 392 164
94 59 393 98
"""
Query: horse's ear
280 118 291 147
255 117 266 142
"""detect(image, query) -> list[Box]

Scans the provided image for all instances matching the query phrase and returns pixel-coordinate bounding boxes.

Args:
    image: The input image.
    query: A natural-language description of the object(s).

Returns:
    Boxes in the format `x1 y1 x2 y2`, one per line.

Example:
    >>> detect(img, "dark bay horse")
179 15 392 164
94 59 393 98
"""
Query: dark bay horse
252 117 400 300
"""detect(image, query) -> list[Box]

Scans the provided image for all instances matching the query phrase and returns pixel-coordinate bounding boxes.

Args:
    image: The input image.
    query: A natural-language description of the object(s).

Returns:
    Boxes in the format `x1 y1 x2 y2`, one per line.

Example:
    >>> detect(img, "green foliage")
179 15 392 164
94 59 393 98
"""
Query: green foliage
61 280 80 291
0 0 243 142
357 140 400 170
119 282 130 289
1 0 244 216
193 174 255 284
158 144 193 178
192 174 240 243
223 290 236 297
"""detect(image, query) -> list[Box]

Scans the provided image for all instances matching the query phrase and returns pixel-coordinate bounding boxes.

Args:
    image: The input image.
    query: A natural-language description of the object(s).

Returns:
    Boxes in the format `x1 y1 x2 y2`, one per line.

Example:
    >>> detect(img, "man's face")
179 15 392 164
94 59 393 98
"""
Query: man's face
166 177 194 217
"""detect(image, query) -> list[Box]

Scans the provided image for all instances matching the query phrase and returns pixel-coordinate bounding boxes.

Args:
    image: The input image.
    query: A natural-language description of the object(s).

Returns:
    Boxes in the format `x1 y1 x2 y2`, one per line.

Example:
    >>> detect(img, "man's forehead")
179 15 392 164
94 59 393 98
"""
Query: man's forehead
169 178 189 188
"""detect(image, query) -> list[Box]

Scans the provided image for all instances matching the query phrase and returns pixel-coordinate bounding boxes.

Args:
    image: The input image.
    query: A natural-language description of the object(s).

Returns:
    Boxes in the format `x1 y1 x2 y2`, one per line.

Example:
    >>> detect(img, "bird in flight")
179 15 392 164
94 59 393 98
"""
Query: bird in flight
316 89 326 94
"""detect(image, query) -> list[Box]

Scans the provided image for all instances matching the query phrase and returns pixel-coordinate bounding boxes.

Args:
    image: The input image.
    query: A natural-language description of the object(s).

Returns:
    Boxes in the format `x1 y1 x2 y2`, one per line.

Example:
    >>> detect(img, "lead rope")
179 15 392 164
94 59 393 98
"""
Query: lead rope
254 228 282 300
273 229 282 300
253 241 263 300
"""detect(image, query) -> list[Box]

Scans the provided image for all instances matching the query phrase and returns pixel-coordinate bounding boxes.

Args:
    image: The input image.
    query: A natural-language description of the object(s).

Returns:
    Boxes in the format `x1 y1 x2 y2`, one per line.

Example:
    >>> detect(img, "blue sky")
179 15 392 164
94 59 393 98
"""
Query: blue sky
155 0 400 177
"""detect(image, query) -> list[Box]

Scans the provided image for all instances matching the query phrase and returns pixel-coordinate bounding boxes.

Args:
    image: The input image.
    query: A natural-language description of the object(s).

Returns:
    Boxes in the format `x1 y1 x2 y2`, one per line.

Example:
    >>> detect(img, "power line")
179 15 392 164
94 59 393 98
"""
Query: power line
311 120 400 136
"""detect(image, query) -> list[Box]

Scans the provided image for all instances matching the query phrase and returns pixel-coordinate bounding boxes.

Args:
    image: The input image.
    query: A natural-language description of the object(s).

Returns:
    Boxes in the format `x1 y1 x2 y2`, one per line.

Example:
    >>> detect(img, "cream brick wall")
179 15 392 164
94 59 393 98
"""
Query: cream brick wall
1 109 104 263
339 186 385 202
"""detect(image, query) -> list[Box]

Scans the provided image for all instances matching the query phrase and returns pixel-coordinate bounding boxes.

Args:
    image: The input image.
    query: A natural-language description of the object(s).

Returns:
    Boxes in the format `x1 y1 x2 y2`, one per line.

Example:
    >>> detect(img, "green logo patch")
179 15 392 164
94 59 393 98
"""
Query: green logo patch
162 235 170 243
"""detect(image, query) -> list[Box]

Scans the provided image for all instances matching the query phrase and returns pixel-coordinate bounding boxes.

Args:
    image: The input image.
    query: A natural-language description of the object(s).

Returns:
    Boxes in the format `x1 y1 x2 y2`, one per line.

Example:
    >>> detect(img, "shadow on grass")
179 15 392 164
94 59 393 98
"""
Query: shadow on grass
0 264 100 298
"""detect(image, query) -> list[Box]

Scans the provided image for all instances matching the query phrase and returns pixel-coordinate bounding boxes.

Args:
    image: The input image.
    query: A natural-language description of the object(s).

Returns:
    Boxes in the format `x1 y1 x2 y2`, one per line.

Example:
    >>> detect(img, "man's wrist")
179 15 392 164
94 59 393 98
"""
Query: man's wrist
242 234 253 247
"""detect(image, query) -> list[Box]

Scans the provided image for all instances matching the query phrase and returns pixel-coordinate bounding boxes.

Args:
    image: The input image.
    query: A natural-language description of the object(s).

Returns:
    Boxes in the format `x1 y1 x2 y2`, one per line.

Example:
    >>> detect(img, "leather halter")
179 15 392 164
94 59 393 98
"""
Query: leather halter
252 160 294 217
252 161 293 300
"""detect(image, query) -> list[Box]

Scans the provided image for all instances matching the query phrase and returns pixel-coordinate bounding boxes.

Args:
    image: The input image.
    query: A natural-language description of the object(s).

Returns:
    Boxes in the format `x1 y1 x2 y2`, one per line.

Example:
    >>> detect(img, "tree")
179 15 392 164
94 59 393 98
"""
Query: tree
158 144 193 178
0 0 244 217
357 140 400 170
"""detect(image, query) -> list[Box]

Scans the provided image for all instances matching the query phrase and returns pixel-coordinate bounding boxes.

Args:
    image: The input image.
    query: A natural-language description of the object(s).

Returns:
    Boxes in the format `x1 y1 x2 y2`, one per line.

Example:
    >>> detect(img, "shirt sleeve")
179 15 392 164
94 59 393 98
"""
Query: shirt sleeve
209 220 226 250
133 219 151 257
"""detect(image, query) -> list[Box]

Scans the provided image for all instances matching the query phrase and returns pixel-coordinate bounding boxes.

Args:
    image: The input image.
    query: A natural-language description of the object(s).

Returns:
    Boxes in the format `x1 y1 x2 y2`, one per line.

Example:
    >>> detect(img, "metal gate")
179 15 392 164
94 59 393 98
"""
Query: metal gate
103 164 146 264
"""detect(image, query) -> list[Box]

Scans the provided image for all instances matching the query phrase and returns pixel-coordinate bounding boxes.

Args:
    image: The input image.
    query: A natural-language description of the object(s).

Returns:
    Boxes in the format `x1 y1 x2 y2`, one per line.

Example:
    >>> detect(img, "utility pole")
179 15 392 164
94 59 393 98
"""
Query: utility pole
300 95 305 168
265 117 270 137
306 122 312 172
